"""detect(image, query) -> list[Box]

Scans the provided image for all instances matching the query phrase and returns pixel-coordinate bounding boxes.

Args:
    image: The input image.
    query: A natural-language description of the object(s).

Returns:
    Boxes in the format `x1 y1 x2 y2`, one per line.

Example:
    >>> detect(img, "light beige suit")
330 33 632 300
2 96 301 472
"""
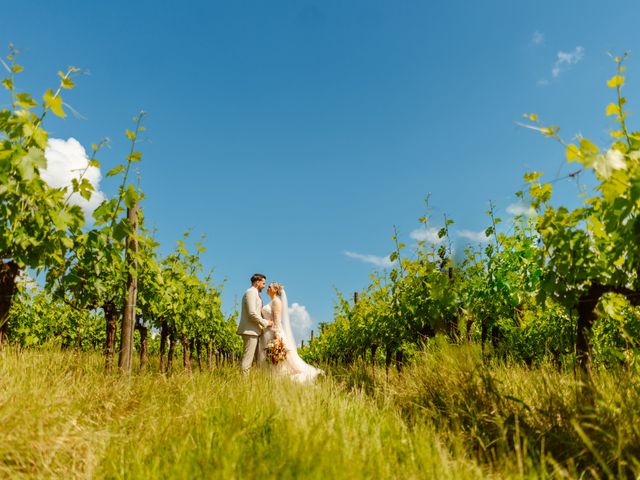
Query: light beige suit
237 286 269 372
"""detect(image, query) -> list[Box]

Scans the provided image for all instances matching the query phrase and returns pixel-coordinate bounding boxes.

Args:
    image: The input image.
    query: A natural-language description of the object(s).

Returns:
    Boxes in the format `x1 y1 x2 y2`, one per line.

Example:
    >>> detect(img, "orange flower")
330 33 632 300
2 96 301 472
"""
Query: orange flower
265 335 288 365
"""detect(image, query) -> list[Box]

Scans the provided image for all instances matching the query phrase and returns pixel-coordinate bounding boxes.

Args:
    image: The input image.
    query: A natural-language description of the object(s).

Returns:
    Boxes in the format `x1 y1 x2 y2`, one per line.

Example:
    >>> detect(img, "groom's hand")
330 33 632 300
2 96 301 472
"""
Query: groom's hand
268 321 274 328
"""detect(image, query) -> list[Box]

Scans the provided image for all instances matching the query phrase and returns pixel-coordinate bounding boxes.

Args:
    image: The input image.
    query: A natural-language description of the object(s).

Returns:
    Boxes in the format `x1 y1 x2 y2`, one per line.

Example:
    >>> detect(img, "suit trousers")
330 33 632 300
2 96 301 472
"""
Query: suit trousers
240 334 263 372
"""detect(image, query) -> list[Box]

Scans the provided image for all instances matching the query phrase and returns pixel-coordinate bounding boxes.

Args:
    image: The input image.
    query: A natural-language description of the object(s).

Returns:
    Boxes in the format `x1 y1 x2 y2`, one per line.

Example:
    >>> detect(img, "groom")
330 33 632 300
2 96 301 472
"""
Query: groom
237 273 273 373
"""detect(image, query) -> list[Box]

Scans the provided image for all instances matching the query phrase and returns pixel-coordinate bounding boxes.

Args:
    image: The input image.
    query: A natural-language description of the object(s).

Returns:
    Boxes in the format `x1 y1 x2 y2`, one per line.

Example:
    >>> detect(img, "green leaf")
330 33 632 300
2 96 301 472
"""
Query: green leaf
605 103 620 116
22 122 49 149
124 184 138 209
529 183 553 202
16 93 38 109
566 144 580 162
607 75 625 88
610 130 624 139
79 178 94 201
523 171 543 183
106 165 125 177
88 159 100 168
113 219 130 242
33 127 48 149
18 147 46 181
61 77 75 89
127 151 142 162
60 237 73 249
587 215 606 239
592 149 627 180
11 64 23 73
599 169 629 202
51 209 74 231
579 138 599 155
125 129 136 140
92 200 112 223
2 78 13 90
43 89 66 118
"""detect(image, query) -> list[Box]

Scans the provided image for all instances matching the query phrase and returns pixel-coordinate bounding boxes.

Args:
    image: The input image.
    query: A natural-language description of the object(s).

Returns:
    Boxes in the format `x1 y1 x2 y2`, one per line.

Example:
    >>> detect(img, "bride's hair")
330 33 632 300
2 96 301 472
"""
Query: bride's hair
269 282 284 296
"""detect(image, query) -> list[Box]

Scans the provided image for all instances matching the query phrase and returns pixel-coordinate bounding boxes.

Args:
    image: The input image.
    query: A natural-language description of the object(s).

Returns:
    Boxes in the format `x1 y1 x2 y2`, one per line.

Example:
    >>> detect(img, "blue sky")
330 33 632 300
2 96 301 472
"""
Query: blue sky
4 0 640 342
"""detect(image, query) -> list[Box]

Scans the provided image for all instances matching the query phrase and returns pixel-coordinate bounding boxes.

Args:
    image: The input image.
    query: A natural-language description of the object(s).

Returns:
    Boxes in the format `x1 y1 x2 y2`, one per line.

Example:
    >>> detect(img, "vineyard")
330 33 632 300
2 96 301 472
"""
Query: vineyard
0 47 242 374
304 55 640 386
2 49 640 478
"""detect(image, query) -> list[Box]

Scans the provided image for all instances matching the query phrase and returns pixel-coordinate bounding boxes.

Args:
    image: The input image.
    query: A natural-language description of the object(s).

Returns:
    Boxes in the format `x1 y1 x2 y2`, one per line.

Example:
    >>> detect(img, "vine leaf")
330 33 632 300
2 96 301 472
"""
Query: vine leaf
43 89 66 118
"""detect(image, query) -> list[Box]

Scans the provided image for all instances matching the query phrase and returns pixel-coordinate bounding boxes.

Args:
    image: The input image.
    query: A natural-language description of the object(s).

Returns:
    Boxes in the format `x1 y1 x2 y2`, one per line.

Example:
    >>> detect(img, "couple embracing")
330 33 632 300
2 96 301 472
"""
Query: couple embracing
236 273 323 383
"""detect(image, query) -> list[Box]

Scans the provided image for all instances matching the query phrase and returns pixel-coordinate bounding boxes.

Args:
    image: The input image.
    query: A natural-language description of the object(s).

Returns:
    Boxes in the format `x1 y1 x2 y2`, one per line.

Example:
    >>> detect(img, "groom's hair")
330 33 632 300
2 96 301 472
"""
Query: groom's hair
251 273 266 284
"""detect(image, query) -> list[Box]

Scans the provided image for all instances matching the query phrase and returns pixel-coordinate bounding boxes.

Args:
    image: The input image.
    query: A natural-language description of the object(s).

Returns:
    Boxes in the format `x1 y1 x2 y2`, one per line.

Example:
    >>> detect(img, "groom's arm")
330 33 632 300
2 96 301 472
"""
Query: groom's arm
245 289 269 329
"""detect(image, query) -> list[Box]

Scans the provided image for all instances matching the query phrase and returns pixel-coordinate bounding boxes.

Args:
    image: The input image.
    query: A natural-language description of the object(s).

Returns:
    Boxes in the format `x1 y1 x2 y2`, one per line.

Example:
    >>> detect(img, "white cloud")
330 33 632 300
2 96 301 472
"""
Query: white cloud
409 227 444 244
288 302 313 345
41 138 106 218
457 229 490 243
531 31 544 46
507 203 536 217
343 250 395 268
552 46 584 78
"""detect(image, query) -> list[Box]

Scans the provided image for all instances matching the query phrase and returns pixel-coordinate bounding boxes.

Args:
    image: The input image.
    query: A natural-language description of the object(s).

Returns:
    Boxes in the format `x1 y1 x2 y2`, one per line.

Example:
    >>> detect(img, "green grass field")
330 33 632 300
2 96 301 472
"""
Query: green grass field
1 344 638 479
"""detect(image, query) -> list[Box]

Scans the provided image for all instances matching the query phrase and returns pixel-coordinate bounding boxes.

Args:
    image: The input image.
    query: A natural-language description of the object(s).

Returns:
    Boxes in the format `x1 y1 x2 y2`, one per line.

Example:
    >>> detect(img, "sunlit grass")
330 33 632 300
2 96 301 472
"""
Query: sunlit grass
2 345 637 478
333 340 640 478
0 348 483 479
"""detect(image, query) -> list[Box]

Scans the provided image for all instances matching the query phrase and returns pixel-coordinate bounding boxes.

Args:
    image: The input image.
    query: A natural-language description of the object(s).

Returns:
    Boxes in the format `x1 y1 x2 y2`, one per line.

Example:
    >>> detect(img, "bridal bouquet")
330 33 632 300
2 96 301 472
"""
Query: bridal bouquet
265 335 288 365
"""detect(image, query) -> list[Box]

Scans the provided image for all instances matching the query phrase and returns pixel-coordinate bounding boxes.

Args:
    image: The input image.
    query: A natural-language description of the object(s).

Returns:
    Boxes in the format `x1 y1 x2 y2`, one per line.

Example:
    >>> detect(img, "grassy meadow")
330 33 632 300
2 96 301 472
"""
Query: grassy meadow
1 344 639 479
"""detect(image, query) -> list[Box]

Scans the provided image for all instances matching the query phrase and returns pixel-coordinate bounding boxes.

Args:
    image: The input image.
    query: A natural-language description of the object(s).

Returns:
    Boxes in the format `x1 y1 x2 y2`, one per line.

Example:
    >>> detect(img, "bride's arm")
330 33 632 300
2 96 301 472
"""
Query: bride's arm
271 297 282 330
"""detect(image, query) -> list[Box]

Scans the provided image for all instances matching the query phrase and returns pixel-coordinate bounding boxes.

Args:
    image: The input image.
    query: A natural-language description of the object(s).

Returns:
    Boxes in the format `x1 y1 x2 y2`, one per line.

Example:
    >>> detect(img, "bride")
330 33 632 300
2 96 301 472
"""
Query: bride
260 282 323 382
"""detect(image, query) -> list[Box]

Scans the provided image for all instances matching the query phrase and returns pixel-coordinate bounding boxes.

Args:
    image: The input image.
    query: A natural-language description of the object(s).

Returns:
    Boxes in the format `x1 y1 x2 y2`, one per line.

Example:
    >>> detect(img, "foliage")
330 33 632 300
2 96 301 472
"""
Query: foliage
8 275 104 349
307 54 640 379
0 46 88 345
1 50 236 369
0 46 86 270
155 233 241 363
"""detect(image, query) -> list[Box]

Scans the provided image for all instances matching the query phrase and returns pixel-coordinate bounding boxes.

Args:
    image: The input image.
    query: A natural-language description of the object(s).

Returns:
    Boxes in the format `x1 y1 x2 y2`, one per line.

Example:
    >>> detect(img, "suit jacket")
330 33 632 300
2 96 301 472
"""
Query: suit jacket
236 286 268 336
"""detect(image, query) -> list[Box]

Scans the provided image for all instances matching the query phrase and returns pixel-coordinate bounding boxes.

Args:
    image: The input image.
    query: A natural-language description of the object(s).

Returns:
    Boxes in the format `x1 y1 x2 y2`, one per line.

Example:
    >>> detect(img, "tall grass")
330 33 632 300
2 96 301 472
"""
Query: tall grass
334 339 640 478
0 348 483 479
2 345 637 479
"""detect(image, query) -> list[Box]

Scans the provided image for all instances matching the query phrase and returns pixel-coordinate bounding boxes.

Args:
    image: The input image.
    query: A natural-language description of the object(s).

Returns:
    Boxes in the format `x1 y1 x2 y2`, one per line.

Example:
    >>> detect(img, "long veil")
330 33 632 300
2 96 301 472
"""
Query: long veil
280 290 323 382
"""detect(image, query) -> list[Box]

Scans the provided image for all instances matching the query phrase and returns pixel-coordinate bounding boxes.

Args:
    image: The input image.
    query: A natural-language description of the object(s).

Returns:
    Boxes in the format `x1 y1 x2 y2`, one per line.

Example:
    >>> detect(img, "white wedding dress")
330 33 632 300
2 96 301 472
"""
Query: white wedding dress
261 290 323 383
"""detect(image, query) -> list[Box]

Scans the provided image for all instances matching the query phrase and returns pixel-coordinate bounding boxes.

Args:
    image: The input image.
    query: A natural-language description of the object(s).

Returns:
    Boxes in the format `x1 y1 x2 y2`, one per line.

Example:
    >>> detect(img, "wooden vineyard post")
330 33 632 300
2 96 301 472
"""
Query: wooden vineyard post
118 202 139 372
